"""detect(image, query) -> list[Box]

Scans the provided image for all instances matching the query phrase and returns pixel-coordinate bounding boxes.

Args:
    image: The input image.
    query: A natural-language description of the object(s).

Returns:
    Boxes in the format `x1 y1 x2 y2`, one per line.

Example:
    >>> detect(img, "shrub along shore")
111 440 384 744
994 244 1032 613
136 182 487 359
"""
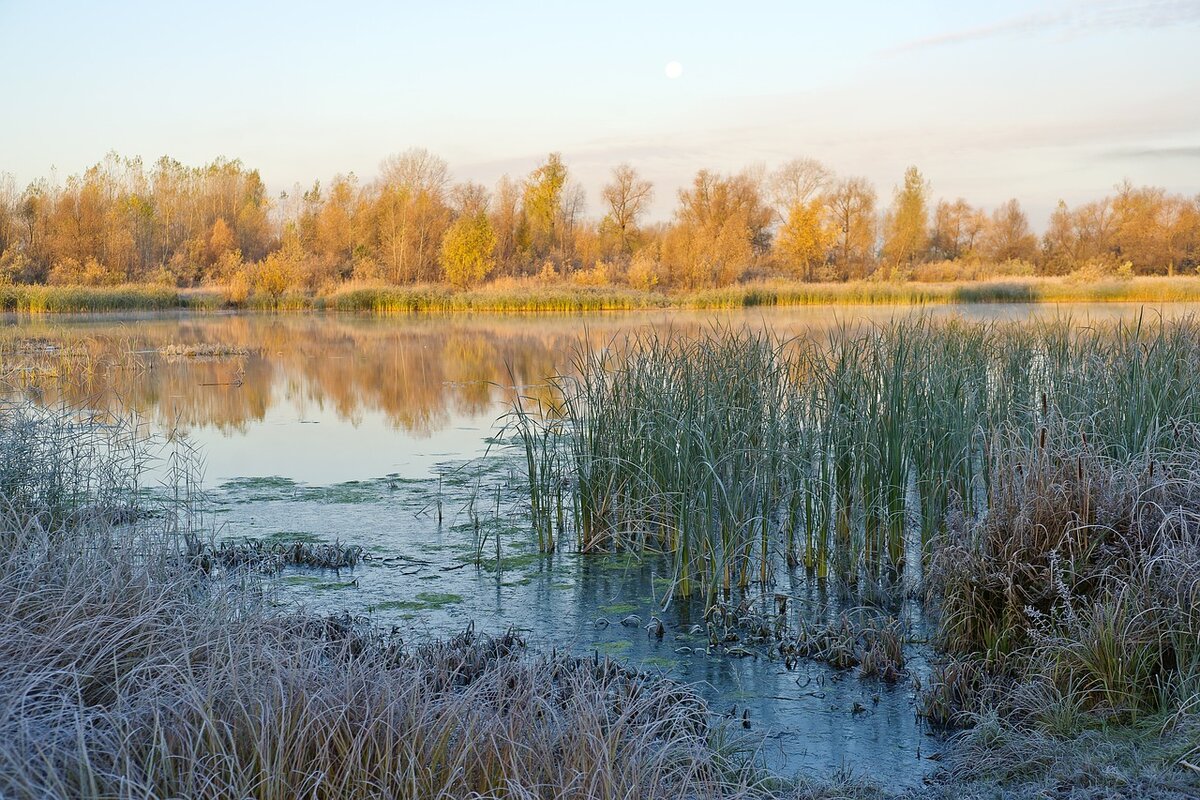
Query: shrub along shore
4 275 1200 314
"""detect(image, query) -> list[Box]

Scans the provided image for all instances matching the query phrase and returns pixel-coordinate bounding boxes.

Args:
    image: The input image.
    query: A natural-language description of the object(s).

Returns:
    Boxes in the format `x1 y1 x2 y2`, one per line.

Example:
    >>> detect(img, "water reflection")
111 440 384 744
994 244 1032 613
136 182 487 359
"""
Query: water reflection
5 304 1188 443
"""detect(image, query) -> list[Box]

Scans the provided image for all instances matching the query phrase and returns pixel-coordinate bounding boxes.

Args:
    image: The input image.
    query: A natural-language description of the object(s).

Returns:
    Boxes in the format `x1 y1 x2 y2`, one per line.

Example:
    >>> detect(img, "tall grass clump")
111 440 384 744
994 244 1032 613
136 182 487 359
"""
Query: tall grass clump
0 400 764 800
0 399 147 526
924 420 1200 728
511 327 814 605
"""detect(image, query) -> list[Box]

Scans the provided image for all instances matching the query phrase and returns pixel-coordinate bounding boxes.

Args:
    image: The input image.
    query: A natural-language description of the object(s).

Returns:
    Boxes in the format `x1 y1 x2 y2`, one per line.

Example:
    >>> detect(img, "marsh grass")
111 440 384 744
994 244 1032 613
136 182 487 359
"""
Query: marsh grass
0 284 203 313
0 398 149 527
924 419 1200 728
0 400 769 799
512 315 1200 606
318 276 1200 313
510 314 1200 756
0 523 765 799
157 342 251 359
326 282 663 313
0 328 148 390
935 712 1200 799
8 276 1199 315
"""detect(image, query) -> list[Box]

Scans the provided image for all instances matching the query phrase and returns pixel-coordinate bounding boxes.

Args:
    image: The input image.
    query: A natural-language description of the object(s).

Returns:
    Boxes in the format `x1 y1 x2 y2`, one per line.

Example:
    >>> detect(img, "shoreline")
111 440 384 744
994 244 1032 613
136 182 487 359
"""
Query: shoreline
3 275 1200 315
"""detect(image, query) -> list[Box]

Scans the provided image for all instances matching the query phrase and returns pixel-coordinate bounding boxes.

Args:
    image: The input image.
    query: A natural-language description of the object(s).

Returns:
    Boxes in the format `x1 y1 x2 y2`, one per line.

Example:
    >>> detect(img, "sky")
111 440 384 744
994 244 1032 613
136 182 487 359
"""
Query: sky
1 0 1198 224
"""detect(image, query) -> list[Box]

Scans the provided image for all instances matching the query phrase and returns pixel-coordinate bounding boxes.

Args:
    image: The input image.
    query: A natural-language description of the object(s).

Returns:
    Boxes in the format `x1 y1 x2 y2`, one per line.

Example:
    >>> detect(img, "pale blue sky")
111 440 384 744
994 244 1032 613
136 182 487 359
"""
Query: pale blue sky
1 0 1198 222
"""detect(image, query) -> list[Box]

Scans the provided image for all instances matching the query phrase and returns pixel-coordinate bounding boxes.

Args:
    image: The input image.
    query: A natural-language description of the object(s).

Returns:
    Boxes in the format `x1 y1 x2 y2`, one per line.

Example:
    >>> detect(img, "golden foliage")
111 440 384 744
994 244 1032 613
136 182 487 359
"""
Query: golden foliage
440 212 497 289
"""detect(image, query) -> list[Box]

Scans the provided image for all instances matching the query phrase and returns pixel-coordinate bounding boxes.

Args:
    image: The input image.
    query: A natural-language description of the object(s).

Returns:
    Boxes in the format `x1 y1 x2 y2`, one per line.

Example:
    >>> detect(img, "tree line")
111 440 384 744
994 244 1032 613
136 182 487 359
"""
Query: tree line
1 151 1197 297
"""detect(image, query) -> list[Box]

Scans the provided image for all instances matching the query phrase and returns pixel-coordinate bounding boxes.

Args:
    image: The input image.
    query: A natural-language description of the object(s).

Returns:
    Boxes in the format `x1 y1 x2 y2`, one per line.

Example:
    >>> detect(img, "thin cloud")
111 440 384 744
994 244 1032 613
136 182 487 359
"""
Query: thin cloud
1097 144 1200 160
886 0 1200 54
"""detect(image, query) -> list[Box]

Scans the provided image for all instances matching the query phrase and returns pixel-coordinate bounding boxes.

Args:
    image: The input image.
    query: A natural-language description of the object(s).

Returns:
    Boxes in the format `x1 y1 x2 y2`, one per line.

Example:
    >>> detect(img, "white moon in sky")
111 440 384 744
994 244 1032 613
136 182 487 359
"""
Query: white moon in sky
664 61 683 79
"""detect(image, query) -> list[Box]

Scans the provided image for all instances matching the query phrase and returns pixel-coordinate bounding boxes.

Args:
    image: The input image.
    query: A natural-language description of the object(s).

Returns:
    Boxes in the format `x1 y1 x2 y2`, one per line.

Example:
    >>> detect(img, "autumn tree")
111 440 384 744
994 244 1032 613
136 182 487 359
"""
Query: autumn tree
981 199 1037 264
522 153 569 264
882 166 930 269
661 169 772 288
825 177 878 279
929 199 985 261
208 218 236 265
299 174 364 282
773 199 830 281
1042 199 1117 274
490 175 523 276
1166 195 1200 274
558 182 587 267
0 174 16 258
600 164 653 257
233 168 272 262
254 234 304 306
769 158 832 223
769 159 834 281
1110 182 1183 273
371 148 451 283
441 193 496 287
6 148 1197 292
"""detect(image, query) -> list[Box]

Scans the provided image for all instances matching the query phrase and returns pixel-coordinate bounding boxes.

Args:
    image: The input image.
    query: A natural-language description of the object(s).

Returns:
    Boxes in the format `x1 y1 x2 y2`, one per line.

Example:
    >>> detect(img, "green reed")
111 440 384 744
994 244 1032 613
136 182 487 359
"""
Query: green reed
512 314 1200 607
0 284 188 313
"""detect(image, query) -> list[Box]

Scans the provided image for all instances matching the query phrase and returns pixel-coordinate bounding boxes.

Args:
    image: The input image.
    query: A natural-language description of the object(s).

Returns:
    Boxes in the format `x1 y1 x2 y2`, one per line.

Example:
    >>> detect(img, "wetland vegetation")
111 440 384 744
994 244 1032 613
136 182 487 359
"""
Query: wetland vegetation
511 313 1200 792
0 308 1198 798
7 2 1197 794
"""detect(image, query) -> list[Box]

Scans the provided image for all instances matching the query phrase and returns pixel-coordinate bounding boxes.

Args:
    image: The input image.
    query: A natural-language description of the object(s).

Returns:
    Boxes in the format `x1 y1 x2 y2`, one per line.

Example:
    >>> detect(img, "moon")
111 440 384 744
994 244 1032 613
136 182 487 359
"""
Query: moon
664 61 683 79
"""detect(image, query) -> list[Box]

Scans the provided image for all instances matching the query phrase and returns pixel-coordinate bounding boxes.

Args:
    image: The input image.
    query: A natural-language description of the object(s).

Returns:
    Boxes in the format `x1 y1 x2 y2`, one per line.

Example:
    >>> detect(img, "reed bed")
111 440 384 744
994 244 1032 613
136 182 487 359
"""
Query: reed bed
689 276 1200 308
6 276 1200 315
294 276 1200 313
157 342 251 359
0 284 193 313
511 315 1200 605
509 314 1200 791
0 398 148 526
325 283 664 313
0 329 148 391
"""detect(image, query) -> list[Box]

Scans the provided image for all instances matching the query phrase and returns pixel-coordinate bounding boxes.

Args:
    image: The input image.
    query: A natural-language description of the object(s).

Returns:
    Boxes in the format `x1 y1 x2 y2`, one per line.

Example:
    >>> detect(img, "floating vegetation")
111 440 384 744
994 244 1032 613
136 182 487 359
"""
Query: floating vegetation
157 342 251 360
216 475 395 505
189 537 365 573
693 595 909 680
413 590 463 607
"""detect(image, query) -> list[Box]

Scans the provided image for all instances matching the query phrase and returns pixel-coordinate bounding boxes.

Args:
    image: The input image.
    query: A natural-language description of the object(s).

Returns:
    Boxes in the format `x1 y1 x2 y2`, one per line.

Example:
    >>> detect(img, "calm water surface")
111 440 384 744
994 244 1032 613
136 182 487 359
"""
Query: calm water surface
5 302 1194 783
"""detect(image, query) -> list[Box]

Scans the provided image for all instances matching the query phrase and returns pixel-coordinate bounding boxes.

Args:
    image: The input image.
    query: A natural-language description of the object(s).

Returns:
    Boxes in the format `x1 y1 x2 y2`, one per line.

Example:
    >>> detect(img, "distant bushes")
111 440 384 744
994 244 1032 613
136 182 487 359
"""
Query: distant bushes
909 259 1036 282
